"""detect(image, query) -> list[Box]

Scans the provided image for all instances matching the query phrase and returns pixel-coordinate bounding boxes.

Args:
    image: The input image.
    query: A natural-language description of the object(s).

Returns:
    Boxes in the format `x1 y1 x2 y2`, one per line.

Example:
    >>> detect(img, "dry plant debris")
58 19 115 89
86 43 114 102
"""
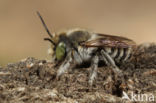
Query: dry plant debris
0 43 156 103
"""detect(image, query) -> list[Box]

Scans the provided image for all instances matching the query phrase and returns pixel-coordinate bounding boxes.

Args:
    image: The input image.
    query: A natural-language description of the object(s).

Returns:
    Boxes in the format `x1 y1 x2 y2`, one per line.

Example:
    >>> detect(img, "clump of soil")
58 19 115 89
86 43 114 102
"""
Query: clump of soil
0 43 156 103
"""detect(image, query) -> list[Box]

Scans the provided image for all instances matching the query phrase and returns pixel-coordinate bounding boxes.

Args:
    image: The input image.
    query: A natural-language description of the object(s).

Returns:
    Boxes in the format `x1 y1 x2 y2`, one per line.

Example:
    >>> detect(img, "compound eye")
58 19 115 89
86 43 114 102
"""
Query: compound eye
56 42 66 61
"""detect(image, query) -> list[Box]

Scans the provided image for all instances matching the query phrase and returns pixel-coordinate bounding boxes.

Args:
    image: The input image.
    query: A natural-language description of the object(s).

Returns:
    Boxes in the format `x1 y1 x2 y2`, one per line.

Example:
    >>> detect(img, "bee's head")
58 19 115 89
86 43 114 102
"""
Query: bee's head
55 41 66 61
44 35 66 62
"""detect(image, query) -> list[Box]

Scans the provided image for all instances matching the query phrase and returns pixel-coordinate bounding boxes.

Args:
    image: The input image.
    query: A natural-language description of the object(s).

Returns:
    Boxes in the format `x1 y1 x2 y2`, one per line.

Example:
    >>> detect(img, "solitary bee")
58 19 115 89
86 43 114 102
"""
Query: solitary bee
37 12 136 85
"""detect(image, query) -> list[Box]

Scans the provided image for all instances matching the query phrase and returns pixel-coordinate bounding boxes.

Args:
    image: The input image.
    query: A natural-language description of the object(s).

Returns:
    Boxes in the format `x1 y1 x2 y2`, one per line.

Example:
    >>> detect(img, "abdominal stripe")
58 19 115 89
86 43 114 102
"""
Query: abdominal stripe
103 47 132 63
115 48 121 59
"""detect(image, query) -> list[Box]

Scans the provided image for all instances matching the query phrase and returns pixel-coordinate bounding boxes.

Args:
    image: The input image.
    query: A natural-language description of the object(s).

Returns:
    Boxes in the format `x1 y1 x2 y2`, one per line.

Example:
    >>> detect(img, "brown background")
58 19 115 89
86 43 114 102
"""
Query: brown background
0 0 156 66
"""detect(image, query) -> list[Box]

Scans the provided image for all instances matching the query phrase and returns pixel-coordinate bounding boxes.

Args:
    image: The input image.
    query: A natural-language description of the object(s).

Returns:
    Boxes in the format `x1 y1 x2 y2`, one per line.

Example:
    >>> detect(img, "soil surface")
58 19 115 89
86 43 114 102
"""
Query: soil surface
0 43 156 103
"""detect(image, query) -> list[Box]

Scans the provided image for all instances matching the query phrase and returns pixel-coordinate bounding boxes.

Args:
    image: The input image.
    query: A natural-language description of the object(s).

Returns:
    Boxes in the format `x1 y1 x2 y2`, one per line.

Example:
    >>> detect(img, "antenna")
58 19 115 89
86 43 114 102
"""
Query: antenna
44 38 56 46
37 11 53 38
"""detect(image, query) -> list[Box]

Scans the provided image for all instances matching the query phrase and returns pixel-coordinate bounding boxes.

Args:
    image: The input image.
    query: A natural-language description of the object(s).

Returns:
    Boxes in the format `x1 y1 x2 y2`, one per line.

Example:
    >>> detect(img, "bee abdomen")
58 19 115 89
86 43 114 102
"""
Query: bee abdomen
104 47 133 63
121 48 132 61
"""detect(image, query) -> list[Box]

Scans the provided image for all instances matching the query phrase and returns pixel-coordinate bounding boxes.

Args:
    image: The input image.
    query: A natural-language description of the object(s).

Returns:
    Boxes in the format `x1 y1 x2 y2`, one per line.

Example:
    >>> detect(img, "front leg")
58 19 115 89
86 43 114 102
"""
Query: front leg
57 51 74 78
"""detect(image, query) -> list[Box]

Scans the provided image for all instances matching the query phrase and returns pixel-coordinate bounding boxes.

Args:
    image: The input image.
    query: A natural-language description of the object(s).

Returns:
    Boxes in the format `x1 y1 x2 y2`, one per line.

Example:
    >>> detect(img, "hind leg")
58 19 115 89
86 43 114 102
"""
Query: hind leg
101 50 122 75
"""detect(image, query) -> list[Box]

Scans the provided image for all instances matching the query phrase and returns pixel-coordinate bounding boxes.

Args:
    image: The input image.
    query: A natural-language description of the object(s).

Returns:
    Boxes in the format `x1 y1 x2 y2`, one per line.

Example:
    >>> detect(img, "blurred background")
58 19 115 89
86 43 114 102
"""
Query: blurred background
0 0 156 66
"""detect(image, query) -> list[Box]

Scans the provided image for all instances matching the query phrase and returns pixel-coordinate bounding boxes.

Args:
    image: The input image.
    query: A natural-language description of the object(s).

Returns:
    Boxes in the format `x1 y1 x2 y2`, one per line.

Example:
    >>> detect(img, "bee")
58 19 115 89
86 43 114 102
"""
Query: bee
37 12 137 85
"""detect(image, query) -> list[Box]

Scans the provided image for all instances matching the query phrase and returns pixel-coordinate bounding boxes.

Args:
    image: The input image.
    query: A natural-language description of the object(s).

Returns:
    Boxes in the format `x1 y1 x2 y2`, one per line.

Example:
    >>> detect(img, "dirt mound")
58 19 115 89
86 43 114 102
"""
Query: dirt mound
0 43 156 103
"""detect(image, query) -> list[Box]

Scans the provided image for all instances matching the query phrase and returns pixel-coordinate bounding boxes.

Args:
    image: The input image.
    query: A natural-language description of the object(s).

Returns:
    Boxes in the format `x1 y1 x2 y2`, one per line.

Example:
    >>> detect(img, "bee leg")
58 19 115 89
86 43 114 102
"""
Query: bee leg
89 55 99 85
101 50 122 75
56 51 74 78
72 50 83 65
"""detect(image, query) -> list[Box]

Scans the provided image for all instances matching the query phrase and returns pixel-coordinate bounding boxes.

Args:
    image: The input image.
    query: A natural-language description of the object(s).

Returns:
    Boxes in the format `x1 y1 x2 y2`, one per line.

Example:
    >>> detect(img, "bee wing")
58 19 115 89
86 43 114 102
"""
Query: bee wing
80 34 136 48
